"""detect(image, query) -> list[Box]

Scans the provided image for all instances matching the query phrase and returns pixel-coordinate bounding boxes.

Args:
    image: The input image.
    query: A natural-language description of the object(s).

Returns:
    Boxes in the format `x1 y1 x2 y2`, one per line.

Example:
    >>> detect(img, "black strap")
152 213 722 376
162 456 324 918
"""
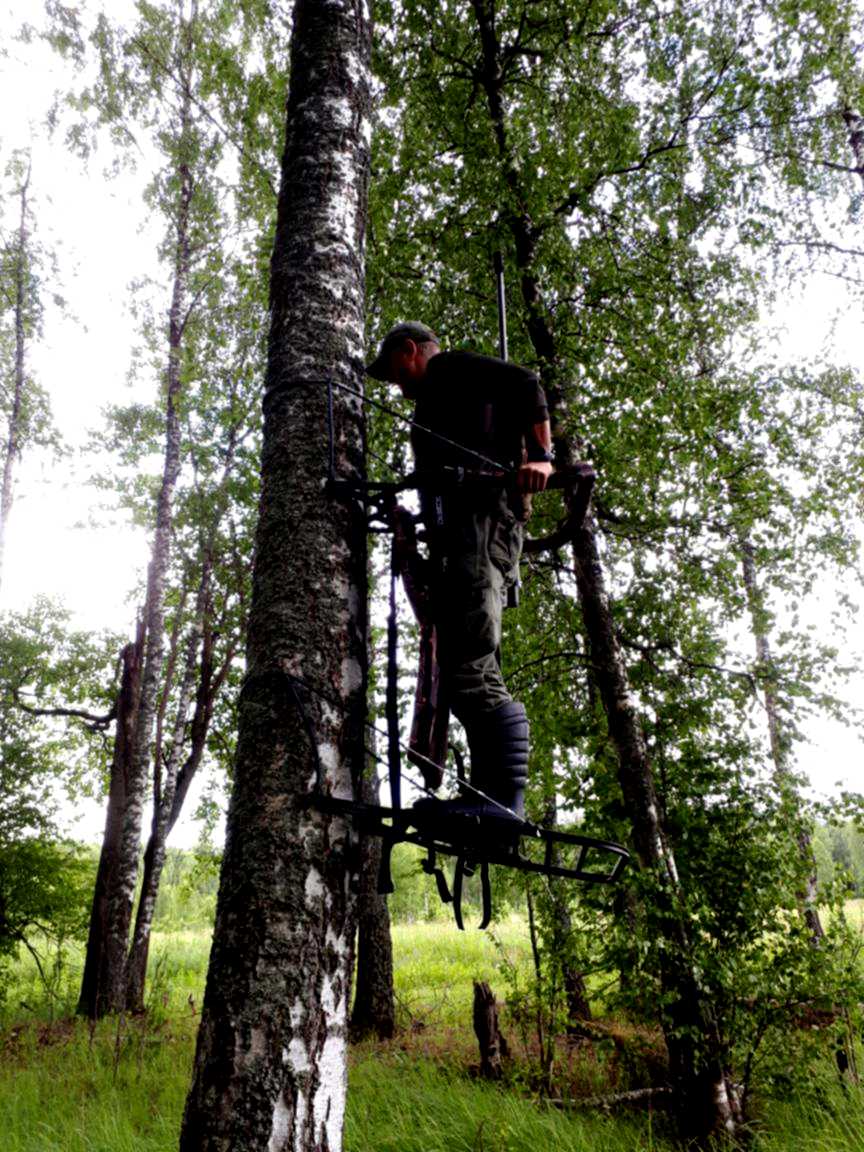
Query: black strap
453 855 466 932
479 860 492 930
421 847 453 906
328 378 515 476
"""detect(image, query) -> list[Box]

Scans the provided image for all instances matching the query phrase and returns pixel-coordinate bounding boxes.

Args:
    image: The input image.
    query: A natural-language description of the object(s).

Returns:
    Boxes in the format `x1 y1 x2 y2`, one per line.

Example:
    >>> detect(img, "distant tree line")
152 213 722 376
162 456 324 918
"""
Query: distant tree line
815 822 864 896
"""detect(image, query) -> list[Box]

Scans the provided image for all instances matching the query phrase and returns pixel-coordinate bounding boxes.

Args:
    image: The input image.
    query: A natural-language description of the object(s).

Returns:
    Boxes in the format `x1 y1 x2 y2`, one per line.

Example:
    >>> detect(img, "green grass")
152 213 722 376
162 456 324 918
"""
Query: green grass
346 1054 664 1152
4 1015 862 1152
0 1016 667 1152
1 911 863 1150
755 1086 864 1152
845 898 864 929
142 929 215 1014
392 915 531 1029
0 929 214 1028
1 1016 197 1152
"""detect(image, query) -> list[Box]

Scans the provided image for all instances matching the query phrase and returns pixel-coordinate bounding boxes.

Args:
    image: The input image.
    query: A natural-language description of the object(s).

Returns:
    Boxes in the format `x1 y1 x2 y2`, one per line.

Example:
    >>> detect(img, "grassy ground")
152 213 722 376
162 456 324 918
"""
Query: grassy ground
845 898 863 929
1 915 863 1150
391 916 529 1028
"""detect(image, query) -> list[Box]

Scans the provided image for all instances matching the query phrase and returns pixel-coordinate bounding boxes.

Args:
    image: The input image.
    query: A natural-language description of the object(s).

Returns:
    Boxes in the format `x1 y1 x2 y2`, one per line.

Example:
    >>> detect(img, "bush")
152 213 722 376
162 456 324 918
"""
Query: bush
0 838 93 1007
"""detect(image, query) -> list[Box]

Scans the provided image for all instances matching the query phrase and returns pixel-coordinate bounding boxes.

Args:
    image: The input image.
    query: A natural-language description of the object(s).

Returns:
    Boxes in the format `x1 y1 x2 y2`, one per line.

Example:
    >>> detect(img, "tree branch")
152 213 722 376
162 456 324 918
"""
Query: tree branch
11 688 117 731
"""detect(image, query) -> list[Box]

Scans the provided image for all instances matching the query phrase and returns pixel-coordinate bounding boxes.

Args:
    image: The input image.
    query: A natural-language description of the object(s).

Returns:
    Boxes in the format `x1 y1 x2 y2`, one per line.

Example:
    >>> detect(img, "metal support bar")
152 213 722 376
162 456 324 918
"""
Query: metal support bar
494 251 508 362
310 795 631 920
386 538 401 811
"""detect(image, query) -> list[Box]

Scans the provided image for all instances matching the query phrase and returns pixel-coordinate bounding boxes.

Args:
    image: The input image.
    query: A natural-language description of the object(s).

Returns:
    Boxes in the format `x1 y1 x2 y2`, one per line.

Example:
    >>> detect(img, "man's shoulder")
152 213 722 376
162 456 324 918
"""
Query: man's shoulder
430 348 538 384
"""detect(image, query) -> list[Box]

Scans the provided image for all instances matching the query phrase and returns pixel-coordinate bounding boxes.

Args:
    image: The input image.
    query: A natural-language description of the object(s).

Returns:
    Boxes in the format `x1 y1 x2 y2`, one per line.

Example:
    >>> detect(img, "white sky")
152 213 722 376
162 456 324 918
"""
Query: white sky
0 3 861 850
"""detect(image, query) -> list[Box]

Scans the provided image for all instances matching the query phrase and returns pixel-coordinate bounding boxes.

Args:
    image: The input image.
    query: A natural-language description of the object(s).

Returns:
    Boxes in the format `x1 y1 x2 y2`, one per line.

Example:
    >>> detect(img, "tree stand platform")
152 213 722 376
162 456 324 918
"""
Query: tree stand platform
314 794 629 930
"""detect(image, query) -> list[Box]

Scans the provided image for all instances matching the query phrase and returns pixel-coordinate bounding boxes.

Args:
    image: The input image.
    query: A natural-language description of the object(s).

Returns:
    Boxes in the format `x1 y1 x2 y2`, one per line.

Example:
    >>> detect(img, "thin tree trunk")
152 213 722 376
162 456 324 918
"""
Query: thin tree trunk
126 413 245 1012
170 609 231 826
738 536 824 940
563 954 592 1024
842 103 864 187
126 555 211 1012
569 518 741 1138
539 792 592 1024
180 2 372 1149
77 622 145 1018
0 157 31 589
125 589 229 1013
468 4 741 1138
350 762 395 1042
153 576 190 788
96 2 197 1017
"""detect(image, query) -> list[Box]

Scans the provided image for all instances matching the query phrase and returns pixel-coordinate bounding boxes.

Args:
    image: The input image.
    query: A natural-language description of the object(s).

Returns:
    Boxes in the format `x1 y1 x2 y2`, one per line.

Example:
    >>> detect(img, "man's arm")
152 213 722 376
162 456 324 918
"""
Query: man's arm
519 419 553 493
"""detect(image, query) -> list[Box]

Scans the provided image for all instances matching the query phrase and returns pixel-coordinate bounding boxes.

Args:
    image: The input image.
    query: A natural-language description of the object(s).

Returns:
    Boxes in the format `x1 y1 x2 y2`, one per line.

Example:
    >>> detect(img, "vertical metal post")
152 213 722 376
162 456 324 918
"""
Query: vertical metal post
386 536 402 810
493 250 508 362
495 250 521 607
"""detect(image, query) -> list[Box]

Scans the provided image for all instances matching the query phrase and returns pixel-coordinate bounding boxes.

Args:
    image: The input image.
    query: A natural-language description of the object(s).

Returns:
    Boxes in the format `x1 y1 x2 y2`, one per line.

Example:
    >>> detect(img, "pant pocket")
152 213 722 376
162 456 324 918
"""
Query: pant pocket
489 512 522 586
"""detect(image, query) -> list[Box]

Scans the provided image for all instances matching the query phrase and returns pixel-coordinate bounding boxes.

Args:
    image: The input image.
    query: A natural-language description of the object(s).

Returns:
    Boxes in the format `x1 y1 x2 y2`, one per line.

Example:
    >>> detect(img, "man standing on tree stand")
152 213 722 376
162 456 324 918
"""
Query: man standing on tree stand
367 322 553 834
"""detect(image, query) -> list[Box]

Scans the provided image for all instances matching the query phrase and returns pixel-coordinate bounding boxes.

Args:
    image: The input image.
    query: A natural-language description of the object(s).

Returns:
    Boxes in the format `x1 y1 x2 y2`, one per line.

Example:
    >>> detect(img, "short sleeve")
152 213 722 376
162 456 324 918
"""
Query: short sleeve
499 359 548 427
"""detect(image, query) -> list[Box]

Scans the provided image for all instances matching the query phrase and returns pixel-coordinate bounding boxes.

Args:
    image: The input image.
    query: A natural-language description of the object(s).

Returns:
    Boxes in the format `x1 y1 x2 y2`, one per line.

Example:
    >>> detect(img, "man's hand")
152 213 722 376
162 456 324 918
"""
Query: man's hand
517 460 553 493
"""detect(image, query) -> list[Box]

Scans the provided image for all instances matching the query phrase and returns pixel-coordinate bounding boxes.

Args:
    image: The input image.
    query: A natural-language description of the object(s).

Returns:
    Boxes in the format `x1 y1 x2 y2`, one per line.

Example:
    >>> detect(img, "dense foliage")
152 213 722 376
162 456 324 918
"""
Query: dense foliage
364 0 864 1119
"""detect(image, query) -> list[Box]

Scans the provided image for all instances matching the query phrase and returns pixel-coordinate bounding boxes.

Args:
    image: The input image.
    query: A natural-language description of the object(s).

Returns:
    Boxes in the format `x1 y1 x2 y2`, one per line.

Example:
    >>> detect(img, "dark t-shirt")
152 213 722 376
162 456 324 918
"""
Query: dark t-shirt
410 350 548 475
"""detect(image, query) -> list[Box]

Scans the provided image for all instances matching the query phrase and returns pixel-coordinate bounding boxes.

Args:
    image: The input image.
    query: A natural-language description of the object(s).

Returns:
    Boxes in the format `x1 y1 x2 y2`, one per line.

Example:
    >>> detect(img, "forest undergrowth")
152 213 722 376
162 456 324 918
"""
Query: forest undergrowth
1 906 862 1151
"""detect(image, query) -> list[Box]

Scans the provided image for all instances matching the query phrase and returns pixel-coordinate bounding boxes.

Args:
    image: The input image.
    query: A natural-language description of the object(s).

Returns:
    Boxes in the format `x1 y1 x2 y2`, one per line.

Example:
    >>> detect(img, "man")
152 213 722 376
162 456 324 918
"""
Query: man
367 321 553 832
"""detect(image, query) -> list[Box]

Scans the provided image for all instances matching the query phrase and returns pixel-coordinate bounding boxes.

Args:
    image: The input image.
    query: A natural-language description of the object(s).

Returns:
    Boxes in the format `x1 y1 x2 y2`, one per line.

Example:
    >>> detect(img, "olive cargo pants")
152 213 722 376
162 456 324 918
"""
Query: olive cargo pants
430 497 523 722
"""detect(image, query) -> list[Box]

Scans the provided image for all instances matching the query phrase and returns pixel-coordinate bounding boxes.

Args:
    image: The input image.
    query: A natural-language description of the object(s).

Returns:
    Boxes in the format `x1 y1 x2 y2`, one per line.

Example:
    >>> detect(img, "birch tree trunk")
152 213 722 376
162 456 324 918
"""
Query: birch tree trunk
180 1 372 1148
126 583 232 1012
125 556 211 1012
126 405 246 1012
91 4 196 1017
77 623 145 1018
0 158 31 589
569 519 740 1139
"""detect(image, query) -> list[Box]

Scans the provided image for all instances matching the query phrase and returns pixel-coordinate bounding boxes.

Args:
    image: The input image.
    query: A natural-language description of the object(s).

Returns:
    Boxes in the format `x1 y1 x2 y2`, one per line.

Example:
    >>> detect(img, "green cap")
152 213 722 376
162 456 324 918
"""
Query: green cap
366 321 439 381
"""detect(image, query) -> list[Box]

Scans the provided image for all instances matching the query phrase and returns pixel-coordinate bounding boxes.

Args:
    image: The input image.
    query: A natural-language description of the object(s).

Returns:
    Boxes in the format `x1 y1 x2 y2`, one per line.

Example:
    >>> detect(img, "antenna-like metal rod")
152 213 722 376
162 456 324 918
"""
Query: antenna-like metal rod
493 250 508 362
494 249 521 607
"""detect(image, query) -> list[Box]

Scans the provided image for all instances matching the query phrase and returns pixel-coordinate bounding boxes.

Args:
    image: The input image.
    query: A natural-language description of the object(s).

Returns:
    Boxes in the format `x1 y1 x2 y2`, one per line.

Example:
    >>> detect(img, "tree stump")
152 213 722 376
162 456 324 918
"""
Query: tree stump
473 980 508 1079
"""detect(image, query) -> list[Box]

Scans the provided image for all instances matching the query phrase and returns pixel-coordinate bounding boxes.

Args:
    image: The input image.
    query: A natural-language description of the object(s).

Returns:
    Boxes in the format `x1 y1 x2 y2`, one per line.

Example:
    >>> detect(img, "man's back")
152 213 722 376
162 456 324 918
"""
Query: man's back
411 349 547 474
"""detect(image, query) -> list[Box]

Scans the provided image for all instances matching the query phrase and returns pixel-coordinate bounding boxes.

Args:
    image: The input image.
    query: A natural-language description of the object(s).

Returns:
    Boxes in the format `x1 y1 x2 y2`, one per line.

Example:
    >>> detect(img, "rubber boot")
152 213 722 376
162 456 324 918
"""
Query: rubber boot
412 701 529 835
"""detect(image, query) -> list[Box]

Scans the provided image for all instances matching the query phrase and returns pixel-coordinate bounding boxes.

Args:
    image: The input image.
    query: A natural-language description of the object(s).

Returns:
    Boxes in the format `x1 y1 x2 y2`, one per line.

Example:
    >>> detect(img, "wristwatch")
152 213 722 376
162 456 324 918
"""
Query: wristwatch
526 450 554 463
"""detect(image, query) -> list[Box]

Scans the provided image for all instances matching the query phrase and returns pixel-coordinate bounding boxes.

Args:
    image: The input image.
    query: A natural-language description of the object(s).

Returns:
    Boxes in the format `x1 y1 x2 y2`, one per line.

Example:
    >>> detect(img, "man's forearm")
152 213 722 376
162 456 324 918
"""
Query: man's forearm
525 420 553 462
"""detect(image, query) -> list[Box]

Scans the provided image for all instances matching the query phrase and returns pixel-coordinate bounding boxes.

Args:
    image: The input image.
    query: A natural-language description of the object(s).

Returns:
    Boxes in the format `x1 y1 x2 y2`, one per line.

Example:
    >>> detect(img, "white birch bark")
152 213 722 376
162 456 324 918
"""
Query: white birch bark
181 2 372 1148
125 555 209 1011
100 1 197 1014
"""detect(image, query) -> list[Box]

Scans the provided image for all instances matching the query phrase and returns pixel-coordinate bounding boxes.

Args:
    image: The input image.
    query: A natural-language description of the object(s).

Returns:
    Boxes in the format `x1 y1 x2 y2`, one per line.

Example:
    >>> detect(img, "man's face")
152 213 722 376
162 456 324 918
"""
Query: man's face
388 339 439 398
